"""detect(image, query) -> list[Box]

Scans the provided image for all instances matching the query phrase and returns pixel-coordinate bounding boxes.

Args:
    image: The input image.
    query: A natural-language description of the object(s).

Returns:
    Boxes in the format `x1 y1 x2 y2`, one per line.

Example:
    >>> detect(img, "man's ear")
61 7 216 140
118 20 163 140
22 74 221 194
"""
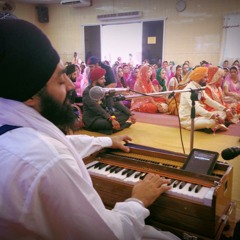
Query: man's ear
24 95 40 112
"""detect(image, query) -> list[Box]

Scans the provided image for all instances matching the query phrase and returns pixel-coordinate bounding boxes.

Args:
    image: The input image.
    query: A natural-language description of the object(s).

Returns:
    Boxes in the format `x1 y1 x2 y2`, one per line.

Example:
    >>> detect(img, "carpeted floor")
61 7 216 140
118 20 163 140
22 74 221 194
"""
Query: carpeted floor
133 111 240 137
75 112 240 226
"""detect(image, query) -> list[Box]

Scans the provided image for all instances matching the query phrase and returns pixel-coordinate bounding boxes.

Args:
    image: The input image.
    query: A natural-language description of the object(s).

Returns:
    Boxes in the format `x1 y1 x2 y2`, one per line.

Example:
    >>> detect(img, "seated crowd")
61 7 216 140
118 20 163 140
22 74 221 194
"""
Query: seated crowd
65 56 240 134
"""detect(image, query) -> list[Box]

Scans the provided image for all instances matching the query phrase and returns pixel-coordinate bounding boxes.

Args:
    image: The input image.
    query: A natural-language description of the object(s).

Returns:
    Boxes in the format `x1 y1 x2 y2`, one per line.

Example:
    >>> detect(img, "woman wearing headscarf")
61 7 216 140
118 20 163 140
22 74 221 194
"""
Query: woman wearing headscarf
166 61 175 85
182 62 190 80
150 65 162 92
156 68 167 91
114 65 131 108
125 66 139 90
205 67 236 123
223 66 240 101
205 67 227 108
167 65 183 115
131 65 168 113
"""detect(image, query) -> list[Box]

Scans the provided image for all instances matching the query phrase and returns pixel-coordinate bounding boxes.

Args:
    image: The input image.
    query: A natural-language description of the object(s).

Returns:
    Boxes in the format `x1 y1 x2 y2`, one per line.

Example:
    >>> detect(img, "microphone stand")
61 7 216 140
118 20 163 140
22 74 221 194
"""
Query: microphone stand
104 92 116 115
190 89 201 151
113 87 205 100
113 87 204 151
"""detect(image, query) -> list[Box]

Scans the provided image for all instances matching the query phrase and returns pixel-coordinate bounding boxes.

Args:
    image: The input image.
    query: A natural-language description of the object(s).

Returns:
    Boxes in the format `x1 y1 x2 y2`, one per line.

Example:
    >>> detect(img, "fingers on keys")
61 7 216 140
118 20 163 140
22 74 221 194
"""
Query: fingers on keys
143 173 172 191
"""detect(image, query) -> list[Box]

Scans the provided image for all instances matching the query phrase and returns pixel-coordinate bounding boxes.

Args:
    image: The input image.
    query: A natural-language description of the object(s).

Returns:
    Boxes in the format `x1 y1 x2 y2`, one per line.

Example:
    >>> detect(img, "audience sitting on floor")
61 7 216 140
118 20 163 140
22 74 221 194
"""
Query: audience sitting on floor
222 59 229 68
114 66 126 88
161 60 171 84
131 65 168 114
113 65 131 108
205 66 238 124
182 62 190 79
167 65 183 115
179 66 231 132
66 64 82 103
223 66 240 114
80 61 86 74
122 63 131 83
87 56 117 88
155 67 168 92
66 64 78 83
80 55 240 135
167 65 182 91
232 59 240 70
79 65 90 96
125 66 140 90
151 66 162 92
82 67 136 135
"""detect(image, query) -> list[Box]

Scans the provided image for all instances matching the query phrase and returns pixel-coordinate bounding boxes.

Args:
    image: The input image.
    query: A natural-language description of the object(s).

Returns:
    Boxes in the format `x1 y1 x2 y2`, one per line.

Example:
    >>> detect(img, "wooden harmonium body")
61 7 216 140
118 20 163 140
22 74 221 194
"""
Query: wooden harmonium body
84 143 234 240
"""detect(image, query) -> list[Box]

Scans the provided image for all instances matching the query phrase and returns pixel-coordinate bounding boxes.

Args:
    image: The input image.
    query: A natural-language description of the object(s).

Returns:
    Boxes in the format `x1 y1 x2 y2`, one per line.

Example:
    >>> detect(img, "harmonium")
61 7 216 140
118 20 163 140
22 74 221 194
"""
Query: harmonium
83 143 235 240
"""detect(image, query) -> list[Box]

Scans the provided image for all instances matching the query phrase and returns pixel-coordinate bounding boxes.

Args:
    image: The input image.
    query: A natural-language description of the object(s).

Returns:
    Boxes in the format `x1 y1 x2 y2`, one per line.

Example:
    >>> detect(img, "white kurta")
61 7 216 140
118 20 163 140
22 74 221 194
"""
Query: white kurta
0 98 180 240
179 81 226 130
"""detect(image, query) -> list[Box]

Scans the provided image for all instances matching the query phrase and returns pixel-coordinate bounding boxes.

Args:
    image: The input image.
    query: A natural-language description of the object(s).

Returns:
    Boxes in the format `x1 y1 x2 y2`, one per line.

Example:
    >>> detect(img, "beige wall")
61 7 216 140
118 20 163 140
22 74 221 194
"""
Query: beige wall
14 0 240 67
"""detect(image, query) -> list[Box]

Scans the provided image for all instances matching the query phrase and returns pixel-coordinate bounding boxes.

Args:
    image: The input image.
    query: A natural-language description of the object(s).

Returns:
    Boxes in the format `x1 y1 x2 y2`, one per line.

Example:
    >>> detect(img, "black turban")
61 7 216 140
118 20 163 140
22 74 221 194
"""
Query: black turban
0 19 60 101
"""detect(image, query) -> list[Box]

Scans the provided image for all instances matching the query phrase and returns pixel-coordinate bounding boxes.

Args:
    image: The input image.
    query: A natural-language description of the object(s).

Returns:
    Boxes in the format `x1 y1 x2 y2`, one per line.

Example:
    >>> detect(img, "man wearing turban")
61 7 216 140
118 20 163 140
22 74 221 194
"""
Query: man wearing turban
179 67 229 132
87 56 117 88
0 19 179 240
82 67 136 134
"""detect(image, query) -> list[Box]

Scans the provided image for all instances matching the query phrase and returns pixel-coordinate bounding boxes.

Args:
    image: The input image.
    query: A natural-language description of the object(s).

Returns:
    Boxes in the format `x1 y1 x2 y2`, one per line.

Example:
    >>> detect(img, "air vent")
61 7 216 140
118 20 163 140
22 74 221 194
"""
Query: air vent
60 0 91 8
97 11 142 21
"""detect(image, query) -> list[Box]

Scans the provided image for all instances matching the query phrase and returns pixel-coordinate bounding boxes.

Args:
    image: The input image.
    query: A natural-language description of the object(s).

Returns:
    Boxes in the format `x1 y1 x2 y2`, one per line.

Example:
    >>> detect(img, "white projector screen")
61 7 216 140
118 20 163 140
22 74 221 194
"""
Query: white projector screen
101 22 142 66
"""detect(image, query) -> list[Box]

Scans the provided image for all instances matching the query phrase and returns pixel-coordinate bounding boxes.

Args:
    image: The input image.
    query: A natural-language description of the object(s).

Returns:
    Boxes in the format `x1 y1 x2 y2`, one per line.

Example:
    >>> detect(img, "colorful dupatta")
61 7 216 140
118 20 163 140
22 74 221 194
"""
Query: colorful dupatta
156 68 167 91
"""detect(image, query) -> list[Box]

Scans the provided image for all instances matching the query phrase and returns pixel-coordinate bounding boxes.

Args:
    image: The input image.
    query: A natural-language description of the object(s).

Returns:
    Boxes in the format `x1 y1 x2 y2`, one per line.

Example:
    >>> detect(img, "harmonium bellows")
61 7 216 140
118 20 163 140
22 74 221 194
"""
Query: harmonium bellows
83 143 235 240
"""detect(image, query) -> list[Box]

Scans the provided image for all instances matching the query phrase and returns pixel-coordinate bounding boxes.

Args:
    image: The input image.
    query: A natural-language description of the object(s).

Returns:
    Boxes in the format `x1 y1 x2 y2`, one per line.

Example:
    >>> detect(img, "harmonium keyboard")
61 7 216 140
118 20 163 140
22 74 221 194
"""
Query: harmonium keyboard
83 143 235 240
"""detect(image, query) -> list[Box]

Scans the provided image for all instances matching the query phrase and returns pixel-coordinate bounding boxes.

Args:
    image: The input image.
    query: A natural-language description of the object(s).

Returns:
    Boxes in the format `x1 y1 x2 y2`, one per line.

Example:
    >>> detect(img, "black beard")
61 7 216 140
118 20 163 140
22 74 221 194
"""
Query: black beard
199 81 207 87
96 82 105 87
38 89 77 134
70 76 76 83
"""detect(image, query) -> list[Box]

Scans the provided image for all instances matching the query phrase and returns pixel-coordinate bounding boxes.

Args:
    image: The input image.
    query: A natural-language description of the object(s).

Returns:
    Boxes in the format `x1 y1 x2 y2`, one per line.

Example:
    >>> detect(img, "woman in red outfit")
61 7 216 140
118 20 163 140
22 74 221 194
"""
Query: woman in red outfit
131 65 168 113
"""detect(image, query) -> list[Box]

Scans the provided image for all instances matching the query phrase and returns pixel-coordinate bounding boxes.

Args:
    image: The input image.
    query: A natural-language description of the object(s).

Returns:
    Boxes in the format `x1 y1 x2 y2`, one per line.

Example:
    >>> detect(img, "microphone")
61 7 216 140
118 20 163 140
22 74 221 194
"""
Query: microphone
221 146 240 160
89 86 129 101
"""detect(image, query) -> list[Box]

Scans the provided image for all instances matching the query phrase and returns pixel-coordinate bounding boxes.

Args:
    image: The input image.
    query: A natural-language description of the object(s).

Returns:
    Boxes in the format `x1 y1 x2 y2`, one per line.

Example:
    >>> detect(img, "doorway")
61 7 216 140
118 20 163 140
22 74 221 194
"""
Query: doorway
84 20 164 65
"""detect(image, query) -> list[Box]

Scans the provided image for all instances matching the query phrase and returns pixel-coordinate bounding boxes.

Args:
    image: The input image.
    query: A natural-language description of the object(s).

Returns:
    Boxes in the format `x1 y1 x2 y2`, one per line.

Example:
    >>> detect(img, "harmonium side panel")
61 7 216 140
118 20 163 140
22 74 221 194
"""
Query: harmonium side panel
147 194 217 239
147 201 236 240
214 162 233 221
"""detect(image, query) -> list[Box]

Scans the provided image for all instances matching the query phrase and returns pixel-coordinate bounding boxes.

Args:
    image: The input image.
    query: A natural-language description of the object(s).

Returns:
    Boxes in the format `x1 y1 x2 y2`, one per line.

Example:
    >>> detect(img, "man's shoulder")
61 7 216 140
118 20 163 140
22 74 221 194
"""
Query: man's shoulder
0 127 68 155
185 81 195 88
0 127 71 170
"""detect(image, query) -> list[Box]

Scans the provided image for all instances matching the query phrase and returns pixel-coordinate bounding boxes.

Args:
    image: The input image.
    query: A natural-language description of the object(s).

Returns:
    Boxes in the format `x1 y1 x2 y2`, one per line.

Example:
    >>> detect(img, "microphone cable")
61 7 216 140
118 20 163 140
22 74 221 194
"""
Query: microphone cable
128 88 186 154
169 93 186 154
